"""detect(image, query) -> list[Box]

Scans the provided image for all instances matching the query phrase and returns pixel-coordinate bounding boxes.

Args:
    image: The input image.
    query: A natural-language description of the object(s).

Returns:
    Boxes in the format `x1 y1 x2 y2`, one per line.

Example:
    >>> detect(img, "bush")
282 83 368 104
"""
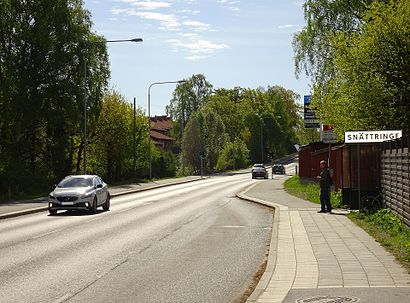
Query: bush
369 209 408 235
152 149 177 178
216 138 250 171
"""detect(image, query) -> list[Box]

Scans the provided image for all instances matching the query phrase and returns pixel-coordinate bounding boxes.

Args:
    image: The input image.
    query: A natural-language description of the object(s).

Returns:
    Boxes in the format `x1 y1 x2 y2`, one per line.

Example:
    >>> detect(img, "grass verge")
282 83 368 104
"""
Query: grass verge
284 175 342 208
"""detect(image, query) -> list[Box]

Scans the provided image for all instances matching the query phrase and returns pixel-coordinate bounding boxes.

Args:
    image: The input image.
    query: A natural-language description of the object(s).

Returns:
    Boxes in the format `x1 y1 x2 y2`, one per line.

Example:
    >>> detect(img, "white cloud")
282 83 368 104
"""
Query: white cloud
116 0 171 10
176 9 200 15
111 7 136 15
136 11 180 30
167 37 229 55
278 24 298 29
111 7 181 31
182 20 211 32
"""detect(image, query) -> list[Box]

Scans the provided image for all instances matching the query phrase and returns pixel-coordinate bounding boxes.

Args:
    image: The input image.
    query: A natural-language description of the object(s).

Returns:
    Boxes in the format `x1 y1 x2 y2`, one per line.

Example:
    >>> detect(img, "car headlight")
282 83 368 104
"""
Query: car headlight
81 192 93 199
49 194 55 200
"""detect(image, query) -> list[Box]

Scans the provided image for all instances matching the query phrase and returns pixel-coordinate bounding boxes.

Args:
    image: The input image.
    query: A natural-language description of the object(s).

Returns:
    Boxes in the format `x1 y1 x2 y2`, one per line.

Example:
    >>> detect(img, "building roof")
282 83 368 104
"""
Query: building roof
149 130 175 141
150 115 173 132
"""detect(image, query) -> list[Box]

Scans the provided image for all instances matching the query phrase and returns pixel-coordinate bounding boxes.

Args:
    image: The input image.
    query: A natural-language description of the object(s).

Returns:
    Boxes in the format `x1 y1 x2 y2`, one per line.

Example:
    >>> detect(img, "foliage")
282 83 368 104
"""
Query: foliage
293 0 367 83
294 0 410 137
216 138 250 171
369 209 408 235
317 0 410 135
87 90 149 182
166 74 213 145
181 112 203 173
348 209 410 271
209 86 301 163
151 148 177 178
181 107 226 172
177 83 304 174
0 0 109 198
284 175 342 208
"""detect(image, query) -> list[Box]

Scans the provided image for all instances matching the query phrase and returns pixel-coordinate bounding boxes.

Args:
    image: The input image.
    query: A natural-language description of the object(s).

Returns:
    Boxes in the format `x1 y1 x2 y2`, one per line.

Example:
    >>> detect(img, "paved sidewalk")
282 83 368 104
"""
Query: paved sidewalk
0 176 203 219
239 177 410 303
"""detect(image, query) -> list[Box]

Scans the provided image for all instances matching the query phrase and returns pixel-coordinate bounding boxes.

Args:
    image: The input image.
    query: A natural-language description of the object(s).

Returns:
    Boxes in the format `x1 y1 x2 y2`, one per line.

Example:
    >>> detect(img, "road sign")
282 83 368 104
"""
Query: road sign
304 95 320 128
345 130 402 143
322 125 338 143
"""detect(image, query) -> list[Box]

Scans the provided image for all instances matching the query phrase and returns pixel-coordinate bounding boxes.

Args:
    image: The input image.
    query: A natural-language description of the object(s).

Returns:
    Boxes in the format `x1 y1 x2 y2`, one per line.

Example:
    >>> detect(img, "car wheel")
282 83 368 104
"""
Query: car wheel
102 194 110 211
49 209 57 216
90 197 98 214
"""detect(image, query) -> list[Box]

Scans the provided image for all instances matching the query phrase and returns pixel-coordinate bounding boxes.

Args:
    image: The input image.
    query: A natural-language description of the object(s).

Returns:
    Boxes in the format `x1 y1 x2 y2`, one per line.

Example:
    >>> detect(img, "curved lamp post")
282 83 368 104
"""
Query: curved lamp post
147 80 187 179
83 37 143 174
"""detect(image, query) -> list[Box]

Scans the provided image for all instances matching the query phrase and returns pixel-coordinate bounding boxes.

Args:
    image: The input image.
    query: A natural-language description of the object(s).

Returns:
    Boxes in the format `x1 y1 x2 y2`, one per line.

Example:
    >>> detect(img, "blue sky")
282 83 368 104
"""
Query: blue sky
83 0 310 116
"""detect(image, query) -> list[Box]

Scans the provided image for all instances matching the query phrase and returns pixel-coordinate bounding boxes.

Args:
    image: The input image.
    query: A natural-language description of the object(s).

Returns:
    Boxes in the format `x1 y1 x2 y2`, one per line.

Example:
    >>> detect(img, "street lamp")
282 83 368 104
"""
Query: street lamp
83 37 143 175
147 80 187 179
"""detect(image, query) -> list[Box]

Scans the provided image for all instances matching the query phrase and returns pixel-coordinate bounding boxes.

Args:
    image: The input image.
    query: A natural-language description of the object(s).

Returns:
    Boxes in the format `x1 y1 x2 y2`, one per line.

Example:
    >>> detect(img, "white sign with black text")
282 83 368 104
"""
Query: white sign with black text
345 130 402 143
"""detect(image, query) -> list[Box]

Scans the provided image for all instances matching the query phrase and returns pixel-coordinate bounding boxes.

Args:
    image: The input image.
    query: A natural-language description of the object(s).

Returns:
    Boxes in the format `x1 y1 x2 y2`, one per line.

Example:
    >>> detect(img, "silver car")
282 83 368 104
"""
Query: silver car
251 164 269 179
48 175 110 215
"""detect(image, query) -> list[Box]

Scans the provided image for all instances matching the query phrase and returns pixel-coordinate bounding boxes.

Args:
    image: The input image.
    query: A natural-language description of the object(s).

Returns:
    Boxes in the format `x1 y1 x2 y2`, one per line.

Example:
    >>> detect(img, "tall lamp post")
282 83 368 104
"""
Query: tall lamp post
83 37 143 174
147 80 187 179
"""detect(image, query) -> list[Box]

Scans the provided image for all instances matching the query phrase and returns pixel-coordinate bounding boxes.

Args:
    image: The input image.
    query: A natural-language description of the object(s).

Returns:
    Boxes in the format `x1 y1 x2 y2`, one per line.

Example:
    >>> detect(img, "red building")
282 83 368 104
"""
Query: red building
299 141 382 209
150 115 175 150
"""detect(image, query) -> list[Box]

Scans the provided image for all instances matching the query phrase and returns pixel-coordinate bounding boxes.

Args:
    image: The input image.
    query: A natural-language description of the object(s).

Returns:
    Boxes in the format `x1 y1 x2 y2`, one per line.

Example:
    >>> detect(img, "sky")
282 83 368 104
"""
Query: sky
83 0 310 116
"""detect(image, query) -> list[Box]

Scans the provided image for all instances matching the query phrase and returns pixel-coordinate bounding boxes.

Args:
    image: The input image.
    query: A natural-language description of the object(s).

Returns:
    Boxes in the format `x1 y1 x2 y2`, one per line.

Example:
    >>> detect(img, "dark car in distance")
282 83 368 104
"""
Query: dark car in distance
272 164 286 175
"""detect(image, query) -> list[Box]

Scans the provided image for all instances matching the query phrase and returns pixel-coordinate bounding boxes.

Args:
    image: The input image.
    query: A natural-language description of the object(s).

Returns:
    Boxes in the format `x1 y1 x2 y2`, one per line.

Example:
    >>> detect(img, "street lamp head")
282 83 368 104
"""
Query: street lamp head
130 38 143 43
177 80 187 84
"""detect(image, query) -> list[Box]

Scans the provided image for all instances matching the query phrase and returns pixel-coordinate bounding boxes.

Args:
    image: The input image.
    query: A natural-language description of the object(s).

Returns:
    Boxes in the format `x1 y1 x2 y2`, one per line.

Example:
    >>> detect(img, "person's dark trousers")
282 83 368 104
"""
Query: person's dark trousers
320 187 332 212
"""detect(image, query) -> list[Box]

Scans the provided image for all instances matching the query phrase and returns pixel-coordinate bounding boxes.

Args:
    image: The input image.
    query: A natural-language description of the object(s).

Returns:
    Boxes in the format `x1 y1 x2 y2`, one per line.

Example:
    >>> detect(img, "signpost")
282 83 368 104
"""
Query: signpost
304 95 320 129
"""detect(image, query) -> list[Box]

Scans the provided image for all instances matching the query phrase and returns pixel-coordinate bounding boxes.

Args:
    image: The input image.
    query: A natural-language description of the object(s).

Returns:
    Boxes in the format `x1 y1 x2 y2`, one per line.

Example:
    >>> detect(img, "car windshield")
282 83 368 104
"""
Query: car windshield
253 164 264 168
58 177 93 188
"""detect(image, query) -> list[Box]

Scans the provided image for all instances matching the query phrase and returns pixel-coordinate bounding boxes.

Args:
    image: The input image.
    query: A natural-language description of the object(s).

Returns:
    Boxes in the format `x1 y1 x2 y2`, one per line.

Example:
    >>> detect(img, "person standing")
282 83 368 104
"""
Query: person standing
317 160 333 213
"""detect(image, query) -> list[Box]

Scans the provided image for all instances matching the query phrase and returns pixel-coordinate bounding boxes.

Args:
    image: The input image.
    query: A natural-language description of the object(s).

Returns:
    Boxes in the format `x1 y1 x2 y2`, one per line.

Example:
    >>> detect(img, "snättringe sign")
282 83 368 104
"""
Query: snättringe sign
345 130 402 143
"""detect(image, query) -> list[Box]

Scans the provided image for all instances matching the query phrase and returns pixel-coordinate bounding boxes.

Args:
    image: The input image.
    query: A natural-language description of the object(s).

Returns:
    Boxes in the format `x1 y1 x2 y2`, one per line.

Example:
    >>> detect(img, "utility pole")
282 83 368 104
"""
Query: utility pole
133 97 136 177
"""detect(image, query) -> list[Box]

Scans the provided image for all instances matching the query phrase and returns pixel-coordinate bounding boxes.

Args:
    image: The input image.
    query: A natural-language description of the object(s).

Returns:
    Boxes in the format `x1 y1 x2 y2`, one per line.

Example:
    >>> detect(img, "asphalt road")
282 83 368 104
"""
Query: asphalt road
0 174 273 303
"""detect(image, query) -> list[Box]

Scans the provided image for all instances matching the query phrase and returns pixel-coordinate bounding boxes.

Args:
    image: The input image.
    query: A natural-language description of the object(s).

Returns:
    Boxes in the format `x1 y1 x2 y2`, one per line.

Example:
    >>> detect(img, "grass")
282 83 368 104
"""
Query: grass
284 175 342 208
284 175 410 273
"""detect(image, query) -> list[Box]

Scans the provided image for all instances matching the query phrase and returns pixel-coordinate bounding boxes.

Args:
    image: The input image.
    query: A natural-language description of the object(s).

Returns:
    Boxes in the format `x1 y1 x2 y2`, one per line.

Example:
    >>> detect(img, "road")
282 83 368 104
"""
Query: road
0 174 273 303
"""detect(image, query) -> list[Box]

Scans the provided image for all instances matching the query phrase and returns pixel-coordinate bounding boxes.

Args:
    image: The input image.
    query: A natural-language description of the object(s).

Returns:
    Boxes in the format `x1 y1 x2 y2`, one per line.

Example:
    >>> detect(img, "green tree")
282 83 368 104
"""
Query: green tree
216 138 250 171
166 74 213 145
0 0 109 196
181 107 226 173
88 90 149 181
198 107 227 171
317 0 410 135
181 113 203 173
207 87 246 141
293 0 369 84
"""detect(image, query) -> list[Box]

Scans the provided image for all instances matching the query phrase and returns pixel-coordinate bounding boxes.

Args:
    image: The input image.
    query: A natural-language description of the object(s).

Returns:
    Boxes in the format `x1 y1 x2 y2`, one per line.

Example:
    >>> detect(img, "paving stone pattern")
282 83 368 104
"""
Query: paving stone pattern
243 178 410 303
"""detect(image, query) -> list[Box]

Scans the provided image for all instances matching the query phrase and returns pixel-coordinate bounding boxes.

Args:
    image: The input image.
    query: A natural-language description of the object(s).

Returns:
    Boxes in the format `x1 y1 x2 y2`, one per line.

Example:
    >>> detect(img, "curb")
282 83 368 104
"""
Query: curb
236 183 281 303
0 177 206 220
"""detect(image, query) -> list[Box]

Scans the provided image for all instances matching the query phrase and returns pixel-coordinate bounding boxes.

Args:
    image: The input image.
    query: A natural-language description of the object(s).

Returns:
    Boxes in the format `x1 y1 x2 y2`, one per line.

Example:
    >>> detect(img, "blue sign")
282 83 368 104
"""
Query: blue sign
303 95 320 128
